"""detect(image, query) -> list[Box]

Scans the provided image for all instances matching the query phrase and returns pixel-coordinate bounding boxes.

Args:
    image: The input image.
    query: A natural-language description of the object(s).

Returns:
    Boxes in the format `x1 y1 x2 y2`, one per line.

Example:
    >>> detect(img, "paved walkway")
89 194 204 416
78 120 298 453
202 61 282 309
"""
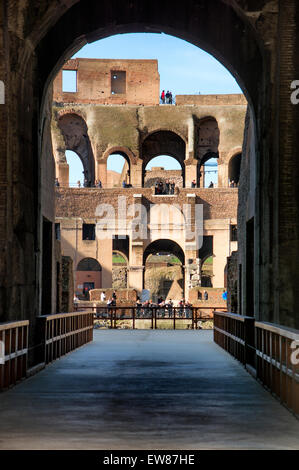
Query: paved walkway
0 330 298 450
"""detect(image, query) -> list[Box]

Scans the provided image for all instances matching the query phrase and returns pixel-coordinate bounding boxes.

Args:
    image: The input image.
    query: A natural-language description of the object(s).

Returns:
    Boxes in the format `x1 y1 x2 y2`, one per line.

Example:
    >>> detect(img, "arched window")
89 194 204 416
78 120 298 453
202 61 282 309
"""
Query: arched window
57 113 95 187
203 157 218 188
76 258 102 298
144 155 182 191
143 239 185 302
201 256 213 287
107 153 131 188
228 153 241 186
142 131 186 187
65 150 84 187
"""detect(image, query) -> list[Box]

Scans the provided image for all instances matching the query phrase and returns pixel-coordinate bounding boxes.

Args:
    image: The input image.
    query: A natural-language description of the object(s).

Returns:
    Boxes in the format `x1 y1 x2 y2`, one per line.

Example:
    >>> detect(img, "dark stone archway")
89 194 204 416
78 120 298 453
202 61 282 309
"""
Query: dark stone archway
57 113 95 185
142 130 186 186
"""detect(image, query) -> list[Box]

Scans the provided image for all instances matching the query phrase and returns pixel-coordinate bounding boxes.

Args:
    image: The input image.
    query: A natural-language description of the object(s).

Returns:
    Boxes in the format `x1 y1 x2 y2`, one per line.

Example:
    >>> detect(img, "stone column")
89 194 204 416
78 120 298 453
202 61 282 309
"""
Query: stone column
212 227 230 288
131 160 143 188
97 237 113 288
128 264 144 294
128 193 146 293
185 118 197 188
217 152 227 188
185 160 198 188
96 159 107 187
57 162 69 187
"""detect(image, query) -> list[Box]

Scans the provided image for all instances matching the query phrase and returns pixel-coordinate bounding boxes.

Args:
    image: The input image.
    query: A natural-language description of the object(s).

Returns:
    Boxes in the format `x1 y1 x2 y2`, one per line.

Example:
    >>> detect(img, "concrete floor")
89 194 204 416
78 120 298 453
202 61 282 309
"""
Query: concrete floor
0 330 298 450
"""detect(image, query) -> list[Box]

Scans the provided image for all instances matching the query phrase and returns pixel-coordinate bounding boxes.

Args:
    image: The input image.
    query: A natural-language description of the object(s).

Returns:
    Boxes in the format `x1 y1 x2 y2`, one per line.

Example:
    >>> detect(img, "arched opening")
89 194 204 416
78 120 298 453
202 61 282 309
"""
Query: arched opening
144 155 182 192
76 257 102 299
143 239 185 302
56 113 96 187
65 150 85 187
6 0 269 348
203 157 218 188
197 117 220 187
201 256 213 287
228 153 242 187
142 131 186 187
107 152 131 188
112 251 128 289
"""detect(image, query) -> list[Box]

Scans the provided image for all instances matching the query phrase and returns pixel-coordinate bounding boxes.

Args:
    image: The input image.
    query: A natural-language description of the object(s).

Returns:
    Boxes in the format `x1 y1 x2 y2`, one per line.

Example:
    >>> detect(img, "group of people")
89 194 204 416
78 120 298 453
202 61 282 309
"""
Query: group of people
160 90 173 104
100 290 117 307
191 179 214 188
229 180 238 187
201 290 227 301
76 179 103 188
136 297 193 318
154 179 176 195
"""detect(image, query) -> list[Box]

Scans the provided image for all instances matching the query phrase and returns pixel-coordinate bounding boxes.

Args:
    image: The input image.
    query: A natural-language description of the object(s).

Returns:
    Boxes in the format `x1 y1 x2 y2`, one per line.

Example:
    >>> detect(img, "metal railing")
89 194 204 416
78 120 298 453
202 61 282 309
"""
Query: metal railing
0 320 29 391
91 306 217 329
38 311 94 364
255 322 299 418
214 311 255 366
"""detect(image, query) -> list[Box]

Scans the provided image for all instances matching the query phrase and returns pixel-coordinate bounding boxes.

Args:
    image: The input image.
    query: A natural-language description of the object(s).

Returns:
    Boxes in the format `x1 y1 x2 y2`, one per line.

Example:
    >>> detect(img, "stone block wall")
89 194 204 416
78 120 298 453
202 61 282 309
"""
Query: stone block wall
90 288 137 302
144 169 183 188
189 287 227 308
61 256 74 312
227 251 238 313
112 267 127 289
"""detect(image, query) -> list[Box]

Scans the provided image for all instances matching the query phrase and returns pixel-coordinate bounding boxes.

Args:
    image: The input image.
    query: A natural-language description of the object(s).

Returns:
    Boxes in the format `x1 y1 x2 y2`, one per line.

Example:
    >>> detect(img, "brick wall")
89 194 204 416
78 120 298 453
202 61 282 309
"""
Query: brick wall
176 94 247 106
55 187 238 220
189 287 227 308
53 58 160 105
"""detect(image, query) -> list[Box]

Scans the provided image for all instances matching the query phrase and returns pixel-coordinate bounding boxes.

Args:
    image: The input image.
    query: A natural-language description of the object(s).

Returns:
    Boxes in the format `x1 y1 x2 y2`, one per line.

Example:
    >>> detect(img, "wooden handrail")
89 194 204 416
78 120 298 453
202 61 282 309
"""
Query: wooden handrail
0 320 30 331
0 320 29 391
38 311 94 364
255 321 299 418
255 321 299 341
213 311 253 322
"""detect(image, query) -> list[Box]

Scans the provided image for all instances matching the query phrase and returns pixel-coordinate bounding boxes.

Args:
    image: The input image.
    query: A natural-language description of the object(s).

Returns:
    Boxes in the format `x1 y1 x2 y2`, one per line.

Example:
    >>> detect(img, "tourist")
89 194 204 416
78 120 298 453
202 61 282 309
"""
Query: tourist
97 180 102 188
179 299 184 317
198 170 202 187
77 180 81 188
208 181 214 188
101 291 106 302
158 180 164 194
158 298 165 318
73 295 79 310
230 180 235 188
83 286 89 299
166 299 173 318
204 290 208 301
161 90 165 104
170 181 175 194
155 181 159 194
122 180 126 188
55 177 60 187
169 91 173 104
184 300 192 318
191 179 196 188
136 297 142 318
222 290 228 301
165 179 170 194
112 290 117 303
166 90 170 104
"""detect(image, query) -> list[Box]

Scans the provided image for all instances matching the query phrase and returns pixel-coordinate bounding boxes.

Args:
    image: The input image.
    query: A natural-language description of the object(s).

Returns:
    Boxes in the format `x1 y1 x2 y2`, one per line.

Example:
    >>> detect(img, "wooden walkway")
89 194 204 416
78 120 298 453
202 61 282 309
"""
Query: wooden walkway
0 330 298 450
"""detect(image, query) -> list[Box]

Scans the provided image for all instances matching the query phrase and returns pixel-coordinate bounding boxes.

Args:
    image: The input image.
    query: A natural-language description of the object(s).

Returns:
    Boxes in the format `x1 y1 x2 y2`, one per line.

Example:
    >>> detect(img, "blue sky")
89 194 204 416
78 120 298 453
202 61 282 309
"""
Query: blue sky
64 33 242 186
